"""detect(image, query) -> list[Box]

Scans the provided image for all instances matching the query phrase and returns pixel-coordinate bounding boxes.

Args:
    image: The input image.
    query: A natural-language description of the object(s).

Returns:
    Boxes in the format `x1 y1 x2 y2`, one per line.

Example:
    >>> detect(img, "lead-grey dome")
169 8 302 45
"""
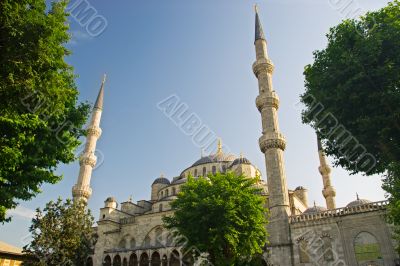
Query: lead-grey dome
152 176 170 185
192 153 236 167
303 205 327 214
231 157 251 166
105 197 116 202
346 199 372 207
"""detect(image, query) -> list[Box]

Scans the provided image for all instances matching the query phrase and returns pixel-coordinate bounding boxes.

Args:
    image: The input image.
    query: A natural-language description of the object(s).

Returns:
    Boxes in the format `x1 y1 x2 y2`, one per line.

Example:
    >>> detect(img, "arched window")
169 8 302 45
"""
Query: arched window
104 255 112 266
140 253 149 266
129 253 138 266
172 187 176 195
130 238 136 249
161 191 164 198
170 250 180 266
162 255 168 266
143 236 151 248
202 167 206 176
151 252 161 266
113 255 122 266
166 189 169 197
119 239 126 249
123 258 128 266
354 232 382 263
159 204 163 212
194 169 198 176
212 166 216 175
222 165 226 173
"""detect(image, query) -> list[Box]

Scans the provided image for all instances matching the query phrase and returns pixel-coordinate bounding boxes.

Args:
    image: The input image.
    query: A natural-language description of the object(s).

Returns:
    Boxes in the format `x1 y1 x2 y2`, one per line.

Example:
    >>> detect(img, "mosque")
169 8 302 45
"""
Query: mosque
71 7 399 266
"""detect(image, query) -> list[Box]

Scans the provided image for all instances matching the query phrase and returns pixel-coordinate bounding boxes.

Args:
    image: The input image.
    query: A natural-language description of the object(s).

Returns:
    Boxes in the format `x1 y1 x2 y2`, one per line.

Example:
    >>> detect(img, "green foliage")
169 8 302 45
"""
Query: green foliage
382 163 400 254
23 198 97 266
0 0 90 222
301 1 400 254
163 172 268 265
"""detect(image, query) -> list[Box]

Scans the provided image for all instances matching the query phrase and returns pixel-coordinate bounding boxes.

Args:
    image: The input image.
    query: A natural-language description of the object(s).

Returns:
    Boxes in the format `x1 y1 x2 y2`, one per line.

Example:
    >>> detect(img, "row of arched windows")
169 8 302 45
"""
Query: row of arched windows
160 187 177 199
184 165 228 178
102 250 182 266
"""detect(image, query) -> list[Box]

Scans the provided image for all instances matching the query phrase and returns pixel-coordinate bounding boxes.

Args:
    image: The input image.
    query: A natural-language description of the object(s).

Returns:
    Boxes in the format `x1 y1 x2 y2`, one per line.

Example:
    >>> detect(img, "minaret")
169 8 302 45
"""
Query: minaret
252 6 293 265
317 136 336 209
72 75 106 203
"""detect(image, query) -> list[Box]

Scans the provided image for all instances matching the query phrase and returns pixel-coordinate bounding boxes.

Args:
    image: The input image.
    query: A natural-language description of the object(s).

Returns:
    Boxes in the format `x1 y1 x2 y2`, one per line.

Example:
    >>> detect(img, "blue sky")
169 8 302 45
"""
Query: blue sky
0 0 391 247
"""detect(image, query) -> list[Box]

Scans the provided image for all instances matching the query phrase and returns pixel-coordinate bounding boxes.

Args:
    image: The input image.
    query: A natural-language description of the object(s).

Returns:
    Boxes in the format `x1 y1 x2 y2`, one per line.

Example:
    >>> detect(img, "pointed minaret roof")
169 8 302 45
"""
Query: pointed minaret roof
317 135 323 151
254 5 266 43
94 74 106 110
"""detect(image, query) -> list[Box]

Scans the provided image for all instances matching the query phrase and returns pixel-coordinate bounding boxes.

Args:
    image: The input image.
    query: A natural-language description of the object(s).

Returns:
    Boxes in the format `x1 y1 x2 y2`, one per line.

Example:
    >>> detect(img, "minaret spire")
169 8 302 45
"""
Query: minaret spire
72 76 106 203
254 4 266 42
252 8 293 265
317 136 336 209
217 138 223 154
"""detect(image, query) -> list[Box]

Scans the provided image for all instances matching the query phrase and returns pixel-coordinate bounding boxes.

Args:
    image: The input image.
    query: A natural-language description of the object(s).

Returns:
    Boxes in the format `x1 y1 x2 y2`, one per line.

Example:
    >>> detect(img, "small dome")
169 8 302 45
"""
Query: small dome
295 186 307 191
152 176 170 185
105 197 116 202
346 199 371 207
303 205 327 214
231 157 251 166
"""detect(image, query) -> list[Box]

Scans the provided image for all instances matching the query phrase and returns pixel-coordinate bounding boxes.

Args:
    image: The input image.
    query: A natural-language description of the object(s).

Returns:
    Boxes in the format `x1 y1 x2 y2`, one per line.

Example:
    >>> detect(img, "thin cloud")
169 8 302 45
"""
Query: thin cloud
68 29 92 45
7 205 36 220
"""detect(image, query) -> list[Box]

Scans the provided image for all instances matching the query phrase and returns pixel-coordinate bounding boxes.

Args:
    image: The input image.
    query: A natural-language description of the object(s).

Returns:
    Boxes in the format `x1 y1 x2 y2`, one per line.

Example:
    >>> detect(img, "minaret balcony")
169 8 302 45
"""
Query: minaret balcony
79 153 97 167
318 165 332 175
256 92 280 111
322 187 337 198
87 126 102 138
72 185 92 199
252 58 274 76
259 132 286 152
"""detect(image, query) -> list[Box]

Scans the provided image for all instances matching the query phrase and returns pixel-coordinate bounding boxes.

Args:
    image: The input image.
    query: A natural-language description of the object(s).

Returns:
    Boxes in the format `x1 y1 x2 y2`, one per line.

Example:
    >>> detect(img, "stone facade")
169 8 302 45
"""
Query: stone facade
76 8 399 266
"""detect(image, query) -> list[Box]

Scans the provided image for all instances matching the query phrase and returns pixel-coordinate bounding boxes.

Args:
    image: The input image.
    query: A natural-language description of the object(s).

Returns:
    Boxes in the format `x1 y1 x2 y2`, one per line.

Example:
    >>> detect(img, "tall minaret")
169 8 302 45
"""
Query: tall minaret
72 75 106 203
252 6 293 265
317 136 336 209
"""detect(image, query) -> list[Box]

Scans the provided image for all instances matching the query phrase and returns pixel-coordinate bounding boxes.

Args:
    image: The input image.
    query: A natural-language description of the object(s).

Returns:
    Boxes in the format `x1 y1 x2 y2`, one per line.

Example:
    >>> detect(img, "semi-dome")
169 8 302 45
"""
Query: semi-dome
152 175 170 185
346 194 371 207
231 156 251 166
303 204 327 214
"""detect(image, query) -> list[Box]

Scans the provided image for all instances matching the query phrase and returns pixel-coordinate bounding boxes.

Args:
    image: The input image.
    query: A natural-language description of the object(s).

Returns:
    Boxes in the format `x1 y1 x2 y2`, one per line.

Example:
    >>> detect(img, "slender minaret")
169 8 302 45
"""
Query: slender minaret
317 136 336 209
252 6 293 265
72 75 106 203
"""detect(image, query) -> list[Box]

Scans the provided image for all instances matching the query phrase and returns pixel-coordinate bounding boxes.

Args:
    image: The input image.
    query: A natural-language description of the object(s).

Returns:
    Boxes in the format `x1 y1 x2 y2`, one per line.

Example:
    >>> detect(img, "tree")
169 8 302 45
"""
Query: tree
0 0 90 222
163 173 268 265
300 1 400 253
23 198 97 265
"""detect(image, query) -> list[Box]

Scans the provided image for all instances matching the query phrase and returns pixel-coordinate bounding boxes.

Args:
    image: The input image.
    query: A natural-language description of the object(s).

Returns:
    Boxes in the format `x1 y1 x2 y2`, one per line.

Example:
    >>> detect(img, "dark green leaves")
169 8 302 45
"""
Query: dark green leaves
163 172 268 265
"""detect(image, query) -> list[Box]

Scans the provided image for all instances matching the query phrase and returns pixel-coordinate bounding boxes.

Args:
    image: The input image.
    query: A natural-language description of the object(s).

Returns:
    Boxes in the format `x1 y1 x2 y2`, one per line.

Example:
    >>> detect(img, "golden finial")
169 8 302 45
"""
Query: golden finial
217 138 222 153
240 152 244 159
254 4 259 13
128 195 133 202
160 172 164 178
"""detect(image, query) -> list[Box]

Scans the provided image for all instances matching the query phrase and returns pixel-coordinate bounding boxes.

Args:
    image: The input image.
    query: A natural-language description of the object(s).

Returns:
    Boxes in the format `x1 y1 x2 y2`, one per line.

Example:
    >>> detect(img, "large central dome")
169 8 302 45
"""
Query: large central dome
192 152 236 167
191 139 236 166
